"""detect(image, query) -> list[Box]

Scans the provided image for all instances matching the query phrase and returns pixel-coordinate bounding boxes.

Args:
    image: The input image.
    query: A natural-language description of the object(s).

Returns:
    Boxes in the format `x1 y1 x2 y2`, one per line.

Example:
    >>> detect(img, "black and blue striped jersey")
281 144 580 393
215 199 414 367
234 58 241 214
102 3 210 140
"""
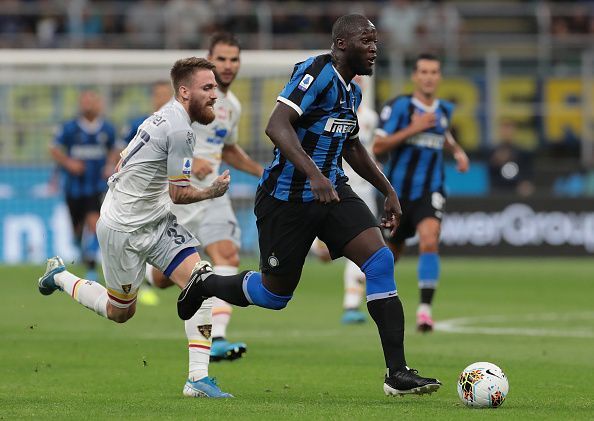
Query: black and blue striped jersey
259 54 362 202
378 95 455 201
53 118 116 198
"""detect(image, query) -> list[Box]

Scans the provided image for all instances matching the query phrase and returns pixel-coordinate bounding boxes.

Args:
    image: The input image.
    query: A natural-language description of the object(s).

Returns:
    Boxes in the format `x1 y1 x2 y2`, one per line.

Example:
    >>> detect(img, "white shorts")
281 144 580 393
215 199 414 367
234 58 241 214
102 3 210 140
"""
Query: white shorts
97 213 200 308
171 194 241 249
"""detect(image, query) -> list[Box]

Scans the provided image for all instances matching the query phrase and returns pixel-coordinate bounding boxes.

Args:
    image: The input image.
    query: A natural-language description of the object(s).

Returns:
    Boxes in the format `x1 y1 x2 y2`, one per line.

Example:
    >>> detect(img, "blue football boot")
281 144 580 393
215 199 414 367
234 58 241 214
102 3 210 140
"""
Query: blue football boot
182 377 233 398
85 268 98 283
38 256 66 296
341 309 366 324
210 339 247 362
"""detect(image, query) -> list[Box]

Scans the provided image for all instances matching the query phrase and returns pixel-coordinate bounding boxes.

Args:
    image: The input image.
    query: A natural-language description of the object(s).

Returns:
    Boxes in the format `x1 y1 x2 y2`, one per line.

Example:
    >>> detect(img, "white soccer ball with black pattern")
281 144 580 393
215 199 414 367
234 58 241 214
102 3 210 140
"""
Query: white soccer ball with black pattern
457 362 509 408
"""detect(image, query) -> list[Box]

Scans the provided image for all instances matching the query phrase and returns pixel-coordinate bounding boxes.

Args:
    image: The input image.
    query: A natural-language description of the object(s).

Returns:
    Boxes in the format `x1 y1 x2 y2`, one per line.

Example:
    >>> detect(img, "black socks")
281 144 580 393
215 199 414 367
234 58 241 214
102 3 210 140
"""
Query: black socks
367 296 407 372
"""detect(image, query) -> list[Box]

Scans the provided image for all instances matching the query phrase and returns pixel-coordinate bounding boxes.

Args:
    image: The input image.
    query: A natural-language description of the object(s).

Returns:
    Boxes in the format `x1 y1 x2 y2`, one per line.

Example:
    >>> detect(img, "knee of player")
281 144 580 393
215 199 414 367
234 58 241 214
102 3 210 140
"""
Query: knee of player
254 284 292 310
419 236 439 253
215 246 240 267
361 247 397 297
111 315 129 324
107 303 136 323
244 272 293 310
257 291 291 310
361 247 394 276
418 227 440 251
222 253 240 268
269 296 291 310
109 311 134 323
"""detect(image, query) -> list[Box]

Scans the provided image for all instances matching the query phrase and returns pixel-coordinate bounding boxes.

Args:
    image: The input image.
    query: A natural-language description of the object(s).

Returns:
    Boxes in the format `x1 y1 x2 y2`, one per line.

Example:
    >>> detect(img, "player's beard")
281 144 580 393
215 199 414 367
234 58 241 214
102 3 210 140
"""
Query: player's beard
214 72 234 91
347 52 373 76
189 97 215 125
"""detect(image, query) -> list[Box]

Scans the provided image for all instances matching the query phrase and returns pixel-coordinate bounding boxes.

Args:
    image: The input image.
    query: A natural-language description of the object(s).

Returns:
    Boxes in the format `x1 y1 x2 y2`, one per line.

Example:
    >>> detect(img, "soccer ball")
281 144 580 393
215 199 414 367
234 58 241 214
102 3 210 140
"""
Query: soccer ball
457 362 509 408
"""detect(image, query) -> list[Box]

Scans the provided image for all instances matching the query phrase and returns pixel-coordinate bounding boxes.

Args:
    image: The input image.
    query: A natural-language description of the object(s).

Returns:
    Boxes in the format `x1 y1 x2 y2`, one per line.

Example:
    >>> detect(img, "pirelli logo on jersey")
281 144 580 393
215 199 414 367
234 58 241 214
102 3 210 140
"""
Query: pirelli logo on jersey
324 118 357 134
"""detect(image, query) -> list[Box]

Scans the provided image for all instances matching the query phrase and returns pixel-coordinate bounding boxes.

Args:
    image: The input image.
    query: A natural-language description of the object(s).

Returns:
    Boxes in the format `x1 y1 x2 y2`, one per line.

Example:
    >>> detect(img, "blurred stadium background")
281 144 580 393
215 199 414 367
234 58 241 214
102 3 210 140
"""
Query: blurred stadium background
2 2 594 418
1 0 594 263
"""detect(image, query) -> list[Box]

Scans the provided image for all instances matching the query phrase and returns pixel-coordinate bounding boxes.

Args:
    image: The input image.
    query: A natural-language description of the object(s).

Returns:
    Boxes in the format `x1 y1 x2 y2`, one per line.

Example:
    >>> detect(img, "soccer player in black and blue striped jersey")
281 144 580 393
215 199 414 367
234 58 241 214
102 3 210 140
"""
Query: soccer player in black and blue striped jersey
373 53 470 333
177 14 441 396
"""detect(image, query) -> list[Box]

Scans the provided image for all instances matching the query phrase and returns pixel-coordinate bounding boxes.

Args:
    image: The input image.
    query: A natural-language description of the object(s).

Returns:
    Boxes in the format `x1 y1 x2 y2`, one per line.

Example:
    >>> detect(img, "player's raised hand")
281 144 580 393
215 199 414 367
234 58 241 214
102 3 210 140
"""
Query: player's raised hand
310 173 339 204
411 111 436 132
208 169 230 198
381 192 402 237
192 157 214 180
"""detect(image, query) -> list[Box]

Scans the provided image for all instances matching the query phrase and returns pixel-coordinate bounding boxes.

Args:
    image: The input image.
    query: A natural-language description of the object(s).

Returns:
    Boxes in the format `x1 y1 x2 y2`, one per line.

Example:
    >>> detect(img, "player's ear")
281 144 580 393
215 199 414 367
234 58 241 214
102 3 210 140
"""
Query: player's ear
334 38 347 51
179 85 190 101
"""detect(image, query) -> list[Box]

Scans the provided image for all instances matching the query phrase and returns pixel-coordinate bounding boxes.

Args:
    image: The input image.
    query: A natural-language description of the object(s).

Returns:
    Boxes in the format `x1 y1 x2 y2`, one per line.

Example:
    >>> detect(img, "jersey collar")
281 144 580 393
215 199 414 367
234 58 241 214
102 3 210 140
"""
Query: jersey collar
332 65 351 91
76 117 104 134
411 97 440 113
173 98 191 125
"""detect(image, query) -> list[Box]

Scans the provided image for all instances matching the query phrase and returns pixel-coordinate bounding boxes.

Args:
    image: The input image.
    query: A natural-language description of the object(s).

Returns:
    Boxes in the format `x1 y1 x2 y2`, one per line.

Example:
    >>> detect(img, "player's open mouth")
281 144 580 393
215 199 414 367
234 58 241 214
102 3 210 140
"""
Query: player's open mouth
368 57 376 66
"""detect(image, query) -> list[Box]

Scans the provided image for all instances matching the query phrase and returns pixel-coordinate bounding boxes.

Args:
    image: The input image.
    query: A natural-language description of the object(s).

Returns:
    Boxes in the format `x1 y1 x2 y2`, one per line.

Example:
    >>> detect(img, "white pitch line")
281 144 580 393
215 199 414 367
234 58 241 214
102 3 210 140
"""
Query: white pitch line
435 312 594 338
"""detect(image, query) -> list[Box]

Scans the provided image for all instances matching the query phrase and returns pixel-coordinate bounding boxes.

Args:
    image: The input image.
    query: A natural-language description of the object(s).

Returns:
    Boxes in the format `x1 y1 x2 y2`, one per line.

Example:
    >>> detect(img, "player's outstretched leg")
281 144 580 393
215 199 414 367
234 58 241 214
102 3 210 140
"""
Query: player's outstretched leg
177 262 292 320
181 297 233 398
38 256 109 318
341 259 367 324
152 252 234 398
359 247 441 395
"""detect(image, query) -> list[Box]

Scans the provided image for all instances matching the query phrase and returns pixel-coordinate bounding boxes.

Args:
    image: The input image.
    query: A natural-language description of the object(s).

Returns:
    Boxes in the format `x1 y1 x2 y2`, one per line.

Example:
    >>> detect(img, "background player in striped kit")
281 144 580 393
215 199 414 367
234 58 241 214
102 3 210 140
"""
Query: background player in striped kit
372 53 470 332
50 90 118 282
148 33 263 362
177 15 442 397
39 57 234 398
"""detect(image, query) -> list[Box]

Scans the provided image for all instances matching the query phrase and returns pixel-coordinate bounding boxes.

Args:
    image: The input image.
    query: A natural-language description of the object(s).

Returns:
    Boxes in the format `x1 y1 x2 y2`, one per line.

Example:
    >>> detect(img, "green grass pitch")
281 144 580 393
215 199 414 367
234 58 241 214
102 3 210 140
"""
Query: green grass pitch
1 257 593 420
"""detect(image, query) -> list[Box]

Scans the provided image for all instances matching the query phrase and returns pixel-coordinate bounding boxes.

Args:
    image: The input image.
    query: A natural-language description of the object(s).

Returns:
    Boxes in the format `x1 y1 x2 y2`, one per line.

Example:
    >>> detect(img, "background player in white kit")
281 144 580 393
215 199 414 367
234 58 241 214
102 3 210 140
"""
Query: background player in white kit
38 57 235 398
147 33 263 362
310 76 379 324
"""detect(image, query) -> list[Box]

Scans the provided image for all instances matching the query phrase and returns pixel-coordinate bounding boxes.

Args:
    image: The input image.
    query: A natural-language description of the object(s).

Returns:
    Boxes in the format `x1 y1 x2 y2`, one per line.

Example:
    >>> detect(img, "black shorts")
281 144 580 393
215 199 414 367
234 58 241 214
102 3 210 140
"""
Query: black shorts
255 184 379 275
388 191 446 245
66 193 103 230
